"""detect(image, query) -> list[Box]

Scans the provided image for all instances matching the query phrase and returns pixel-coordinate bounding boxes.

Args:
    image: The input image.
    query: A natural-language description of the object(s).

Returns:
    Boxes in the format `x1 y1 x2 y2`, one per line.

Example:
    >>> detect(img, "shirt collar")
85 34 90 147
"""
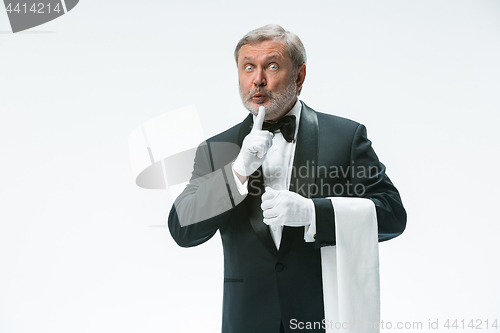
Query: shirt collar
284 99 302 133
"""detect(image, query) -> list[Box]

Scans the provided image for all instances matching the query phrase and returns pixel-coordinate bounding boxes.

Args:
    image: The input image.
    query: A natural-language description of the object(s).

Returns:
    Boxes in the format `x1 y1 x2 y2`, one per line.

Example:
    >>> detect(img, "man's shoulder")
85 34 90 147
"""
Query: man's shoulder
317 111 360 127
303 103 361 132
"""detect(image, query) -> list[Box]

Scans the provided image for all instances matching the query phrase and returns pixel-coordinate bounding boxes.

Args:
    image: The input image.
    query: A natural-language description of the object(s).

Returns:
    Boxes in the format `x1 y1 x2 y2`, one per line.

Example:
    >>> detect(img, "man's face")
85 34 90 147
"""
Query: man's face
238 39 305 122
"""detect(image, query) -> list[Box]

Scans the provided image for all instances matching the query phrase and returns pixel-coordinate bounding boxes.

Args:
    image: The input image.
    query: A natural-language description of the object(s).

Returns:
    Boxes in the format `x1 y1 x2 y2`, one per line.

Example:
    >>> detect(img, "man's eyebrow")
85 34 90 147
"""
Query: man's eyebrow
265 55 282 62
241 54 283 63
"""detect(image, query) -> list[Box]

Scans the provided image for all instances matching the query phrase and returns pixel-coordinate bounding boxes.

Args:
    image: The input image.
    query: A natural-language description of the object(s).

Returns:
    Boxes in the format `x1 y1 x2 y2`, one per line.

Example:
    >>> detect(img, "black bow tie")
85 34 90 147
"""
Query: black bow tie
261 115 296 142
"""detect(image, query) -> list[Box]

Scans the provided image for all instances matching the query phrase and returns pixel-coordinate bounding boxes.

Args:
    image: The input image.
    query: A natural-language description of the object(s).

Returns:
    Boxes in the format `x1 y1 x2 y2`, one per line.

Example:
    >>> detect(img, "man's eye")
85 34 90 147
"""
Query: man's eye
269 64 278 70
245 65 254 71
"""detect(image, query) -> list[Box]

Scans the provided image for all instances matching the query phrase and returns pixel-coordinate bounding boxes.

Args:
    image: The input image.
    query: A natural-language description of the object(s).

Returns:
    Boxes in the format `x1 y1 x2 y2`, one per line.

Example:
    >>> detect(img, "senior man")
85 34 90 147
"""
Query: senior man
168 24 406 333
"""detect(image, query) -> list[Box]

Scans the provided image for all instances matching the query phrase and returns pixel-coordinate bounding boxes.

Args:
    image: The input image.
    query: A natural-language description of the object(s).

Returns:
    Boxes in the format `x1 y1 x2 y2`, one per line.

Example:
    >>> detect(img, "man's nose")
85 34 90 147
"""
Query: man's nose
253 69 266 87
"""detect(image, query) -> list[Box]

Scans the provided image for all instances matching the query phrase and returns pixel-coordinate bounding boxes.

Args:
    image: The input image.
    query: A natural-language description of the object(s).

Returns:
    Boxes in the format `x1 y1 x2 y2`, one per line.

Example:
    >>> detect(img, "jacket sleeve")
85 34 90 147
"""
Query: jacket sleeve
168 141 247 248
313 124 407 248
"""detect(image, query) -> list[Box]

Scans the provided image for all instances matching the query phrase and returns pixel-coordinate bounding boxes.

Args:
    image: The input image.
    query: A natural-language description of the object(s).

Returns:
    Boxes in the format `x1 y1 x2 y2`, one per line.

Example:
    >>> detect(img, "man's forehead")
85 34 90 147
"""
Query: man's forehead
238 40 287 61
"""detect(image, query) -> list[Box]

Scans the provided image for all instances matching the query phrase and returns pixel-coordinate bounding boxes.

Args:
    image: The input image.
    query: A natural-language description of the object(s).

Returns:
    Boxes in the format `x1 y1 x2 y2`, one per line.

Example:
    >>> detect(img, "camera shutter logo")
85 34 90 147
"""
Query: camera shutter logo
3 0 79 33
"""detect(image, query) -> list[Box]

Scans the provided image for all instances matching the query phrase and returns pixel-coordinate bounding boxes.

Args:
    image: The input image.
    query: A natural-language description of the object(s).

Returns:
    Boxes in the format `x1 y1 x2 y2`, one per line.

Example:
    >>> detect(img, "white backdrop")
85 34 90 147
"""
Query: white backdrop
1 1 499 332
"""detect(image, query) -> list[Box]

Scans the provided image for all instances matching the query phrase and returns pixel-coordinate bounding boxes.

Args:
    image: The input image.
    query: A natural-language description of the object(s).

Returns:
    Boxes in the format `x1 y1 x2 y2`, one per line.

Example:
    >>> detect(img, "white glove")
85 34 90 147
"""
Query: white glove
261 187 314 227
233 106 274 177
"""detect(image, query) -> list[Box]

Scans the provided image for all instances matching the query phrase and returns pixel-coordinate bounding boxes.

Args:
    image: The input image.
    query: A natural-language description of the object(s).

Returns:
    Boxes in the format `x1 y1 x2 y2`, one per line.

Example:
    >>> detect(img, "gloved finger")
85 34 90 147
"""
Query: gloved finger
256 147 265 158
261 192 282 211
265 132 274 150
252 131 274 148
247 144 259 155
261 187 279 202
260 199 274 211
264 216 284 226
253 130 274 142
252 106 266 131
250 138 270 154
250 141 265 152
255 142 268 158
263 216 280 226
263 206 279 219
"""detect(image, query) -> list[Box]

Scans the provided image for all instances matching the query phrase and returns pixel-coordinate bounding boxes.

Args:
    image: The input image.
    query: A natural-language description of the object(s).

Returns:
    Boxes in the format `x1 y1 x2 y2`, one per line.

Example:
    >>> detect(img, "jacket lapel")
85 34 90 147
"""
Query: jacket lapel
279 102 319 254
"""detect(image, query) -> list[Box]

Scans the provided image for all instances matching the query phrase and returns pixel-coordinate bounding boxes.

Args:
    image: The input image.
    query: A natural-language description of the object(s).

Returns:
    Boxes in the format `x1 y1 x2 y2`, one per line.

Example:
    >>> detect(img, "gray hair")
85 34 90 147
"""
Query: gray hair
234 24 307 70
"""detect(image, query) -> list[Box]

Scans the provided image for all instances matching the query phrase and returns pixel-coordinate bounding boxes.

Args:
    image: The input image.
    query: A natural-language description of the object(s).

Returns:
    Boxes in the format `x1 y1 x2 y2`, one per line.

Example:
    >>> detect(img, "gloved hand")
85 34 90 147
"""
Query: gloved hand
261 187 314 227
233 106 274 177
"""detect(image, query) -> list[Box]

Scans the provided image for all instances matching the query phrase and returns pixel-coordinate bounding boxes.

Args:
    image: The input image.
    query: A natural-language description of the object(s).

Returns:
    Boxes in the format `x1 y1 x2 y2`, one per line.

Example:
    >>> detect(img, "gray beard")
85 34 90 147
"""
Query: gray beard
240 79 298 120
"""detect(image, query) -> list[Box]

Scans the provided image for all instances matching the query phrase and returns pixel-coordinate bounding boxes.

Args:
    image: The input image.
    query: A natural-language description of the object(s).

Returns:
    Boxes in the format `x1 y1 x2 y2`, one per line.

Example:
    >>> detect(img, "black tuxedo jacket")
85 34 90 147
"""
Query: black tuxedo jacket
168 102 406 333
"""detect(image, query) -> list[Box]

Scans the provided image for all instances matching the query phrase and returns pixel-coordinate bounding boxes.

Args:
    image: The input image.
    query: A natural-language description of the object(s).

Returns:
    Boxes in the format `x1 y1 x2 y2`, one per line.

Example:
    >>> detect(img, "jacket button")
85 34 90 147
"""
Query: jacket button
275 263 284 272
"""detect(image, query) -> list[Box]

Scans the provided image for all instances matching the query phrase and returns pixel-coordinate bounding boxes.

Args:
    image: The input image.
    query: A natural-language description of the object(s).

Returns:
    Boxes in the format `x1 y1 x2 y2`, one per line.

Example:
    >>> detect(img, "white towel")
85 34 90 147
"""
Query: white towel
321 197 380 333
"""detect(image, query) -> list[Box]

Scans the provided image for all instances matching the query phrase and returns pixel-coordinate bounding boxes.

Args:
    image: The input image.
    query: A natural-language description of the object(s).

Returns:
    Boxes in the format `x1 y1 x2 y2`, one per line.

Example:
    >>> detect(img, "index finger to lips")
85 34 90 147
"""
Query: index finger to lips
253 106 266 131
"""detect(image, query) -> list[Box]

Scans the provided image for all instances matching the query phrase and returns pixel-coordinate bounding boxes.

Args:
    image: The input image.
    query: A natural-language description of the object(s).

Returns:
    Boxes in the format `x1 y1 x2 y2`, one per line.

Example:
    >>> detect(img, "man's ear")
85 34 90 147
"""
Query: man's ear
296 64 306 91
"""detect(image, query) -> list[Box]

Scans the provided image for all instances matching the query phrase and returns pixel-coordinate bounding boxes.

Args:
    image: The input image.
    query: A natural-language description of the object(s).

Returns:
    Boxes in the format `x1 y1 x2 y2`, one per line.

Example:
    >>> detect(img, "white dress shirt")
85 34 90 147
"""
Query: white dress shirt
233 99 316 249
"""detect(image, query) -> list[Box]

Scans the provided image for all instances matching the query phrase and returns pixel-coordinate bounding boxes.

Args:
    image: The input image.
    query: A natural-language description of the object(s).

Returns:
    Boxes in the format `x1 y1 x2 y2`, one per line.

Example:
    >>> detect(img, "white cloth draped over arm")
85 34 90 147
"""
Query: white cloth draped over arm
321 197 380 333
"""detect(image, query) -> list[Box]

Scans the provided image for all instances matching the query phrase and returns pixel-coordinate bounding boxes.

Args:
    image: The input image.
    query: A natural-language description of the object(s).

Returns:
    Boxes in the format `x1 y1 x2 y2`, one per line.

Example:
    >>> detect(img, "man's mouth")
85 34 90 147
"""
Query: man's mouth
251 92 268 102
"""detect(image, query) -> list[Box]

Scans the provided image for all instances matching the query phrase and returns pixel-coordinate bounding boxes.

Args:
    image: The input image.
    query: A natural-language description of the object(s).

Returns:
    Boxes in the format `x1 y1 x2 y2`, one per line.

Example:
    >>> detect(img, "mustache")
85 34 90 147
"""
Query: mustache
248 88 273 99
